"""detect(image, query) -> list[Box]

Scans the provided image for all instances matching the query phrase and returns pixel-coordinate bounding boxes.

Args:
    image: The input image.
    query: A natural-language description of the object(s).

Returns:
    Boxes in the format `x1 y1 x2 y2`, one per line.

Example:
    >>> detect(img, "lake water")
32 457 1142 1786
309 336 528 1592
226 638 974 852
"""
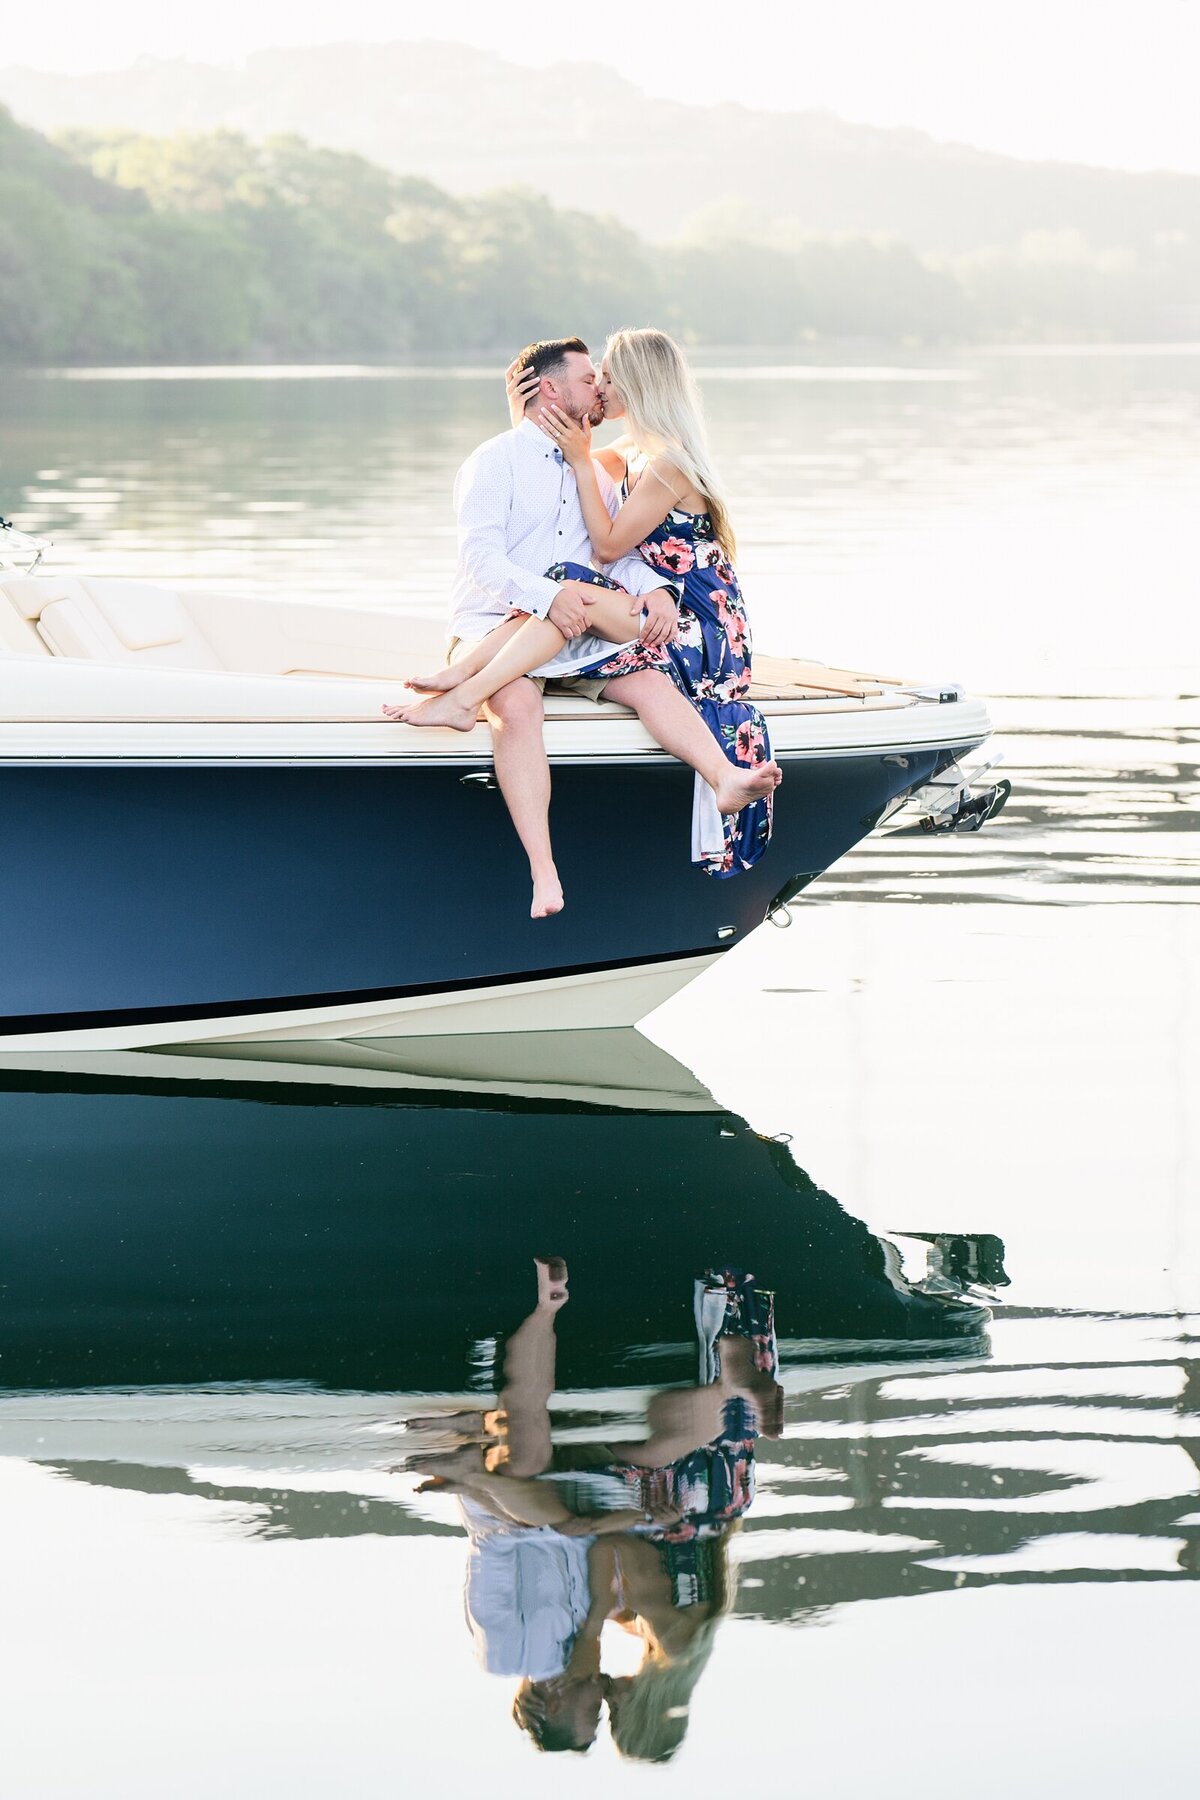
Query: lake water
1 348 1197 1795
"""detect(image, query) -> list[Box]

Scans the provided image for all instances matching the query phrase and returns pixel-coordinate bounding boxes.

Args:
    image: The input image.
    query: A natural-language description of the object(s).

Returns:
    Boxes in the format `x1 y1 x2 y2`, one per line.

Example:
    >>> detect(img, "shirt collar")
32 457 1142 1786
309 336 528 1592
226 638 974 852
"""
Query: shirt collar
516 416 559 458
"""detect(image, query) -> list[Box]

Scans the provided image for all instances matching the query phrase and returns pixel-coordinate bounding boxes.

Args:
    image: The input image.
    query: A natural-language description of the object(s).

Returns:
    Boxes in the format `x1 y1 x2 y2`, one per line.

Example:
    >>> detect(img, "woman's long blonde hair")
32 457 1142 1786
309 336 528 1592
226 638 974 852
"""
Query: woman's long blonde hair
605 328 737 559
608 1528 737 1764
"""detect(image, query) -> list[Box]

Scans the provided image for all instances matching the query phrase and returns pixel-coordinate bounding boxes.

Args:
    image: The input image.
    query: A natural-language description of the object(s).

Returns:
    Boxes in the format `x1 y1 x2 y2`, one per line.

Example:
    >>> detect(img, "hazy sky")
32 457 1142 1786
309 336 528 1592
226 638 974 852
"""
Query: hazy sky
4 0 1200 175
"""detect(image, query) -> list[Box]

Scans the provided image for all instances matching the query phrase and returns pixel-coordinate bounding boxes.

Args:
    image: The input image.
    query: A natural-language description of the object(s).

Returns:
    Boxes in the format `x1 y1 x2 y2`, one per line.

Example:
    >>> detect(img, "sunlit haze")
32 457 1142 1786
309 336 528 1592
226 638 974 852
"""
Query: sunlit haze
3 0 1199 174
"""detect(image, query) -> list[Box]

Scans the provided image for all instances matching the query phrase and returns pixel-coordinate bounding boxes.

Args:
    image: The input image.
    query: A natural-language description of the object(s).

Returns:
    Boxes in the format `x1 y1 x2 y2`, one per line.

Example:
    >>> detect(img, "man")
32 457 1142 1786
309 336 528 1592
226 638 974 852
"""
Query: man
388 338 779 918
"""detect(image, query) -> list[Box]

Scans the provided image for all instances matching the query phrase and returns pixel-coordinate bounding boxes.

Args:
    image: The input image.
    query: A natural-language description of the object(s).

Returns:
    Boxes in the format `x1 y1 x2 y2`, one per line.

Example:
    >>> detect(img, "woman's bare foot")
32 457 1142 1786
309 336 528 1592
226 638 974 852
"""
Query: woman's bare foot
415 1474 466 1494
406 1443 488 1478
406 664 469 694
535 1256 569 1311
383 692 481 731
718 1337 786 1437
712 760 783 815
531 870 565 919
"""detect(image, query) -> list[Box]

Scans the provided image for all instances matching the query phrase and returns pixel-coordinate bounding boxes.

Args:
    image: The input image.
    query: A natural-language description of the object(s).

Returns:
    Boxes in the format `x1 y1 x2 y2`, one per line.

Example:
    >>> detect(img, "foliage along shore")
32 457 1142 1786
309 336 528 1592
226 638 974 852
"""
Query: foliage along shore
1 106 1193 366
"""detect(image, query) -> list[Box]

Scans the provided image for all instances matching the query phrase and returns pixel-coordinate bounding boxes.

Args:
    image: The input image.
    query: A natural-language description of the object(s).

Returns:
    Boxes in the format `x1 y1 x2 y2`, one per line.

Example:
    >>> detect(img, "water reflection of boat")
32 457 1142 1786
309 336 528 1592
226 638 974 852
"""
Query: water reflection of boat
0 575 996 1047
0 1030 989 1390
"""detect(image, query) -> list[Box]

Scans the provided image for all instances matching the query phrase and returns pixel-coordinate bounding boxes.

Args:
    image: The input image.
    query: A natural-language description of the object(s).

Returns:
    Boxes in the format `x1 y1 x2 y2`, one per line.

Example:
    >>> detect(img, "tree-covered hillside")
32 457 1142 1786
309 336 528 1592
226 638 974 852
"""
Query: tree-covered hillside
5 42 1198 256
0 107 1193 365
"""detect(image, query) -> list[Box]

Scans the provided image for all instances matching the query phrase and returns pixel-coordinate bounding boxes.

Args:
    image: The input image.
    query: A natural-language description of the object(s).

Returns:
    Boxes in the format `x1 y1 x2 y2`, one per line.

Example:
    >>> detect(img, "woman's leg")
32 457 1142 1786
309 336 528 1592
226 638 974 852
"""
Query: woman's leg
444 1469 577 1530
391 576 641 731
603 669 782 816
400 617 525 696
389 613 570 731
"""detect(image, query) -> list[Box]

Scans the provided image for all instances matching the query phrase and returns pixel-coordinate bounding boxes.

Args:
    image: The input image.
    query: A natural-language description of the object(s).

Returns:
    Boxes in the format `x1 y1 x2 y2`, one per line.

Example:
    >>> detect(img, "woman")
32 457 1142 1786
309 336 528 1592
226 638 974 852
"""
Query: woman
397 328 777 879
534 328 774 876
590 1267 781 1762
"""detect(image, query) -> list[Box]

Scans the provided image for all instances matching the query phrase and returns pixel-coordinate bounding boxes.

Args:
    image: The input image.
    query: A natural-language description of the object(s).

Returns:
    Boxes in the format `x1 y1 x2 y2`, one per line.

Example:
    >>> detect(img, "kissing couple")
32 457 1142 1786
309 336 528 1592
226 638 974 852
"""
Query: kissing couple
385 328 781 918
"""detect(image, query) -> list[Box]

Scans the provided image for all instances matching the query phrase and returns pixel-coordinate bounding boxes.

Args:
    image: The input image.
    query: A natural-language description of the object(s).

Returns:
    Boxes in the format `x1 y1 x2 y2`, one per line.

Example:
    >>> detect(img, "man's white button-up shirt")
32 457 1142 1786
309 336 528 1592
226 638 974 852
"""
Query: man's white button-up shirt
448 417 675 644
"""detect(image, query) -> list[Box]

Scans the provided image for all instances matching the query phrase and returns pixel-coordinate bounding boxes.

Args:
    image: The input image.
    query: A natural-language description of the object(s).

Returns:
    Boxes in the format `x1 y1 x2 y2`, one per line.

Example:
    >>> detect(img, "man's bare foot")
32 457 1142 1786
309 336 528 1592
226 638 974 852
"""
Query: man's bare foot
531 871 565 919
713 759 783 815
382 692 481 731
406 664 468 694
535 1256 569 1311
401 1409 488 1437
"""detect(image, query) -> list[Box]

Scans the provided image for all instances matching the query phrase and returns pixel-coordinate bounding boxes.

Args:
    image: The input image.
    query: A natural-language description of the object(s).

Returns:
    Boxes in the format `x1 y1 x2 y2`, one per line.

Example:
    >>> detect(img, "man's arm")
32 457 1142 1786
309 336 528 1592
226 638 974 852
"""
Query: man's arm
455 443 559 620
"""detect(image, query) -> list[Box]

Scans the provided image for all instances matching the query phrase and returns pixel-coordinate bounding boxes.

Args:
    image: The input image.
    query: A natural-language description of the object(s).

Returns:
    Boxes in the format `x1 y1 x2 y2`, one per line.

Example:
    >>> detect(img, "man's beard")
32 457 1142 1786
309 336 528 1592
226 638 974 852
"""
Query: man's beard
585 397 605 427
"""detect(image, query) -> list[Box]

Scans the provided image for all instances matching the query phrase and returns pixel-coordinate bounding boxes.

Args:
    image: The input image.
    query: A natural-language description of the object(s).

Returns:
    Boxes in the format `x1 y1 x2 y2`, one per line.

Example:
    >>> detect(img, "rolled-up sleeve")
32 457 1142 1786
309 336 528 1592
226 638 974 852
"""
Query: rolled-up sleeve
455 446 560 619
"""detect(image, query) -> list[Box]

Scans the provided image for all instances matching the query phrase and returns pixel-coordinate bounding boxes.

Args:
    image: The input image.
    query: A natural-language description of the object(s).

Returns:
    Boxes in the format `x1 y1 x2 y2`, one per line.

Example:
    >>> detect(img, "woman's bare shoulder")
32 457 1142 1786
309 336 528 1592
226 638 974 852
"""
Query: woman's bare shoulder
648 454 702 510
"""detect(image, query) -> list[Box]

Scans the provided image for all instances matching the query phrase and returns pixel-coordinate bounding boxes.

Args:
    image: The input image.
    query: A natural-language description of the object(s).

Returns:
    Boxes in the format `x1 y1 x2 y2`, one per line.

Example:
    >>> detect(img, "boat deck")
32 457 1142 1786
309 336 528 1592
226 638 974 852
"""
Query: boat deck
0 573 990 768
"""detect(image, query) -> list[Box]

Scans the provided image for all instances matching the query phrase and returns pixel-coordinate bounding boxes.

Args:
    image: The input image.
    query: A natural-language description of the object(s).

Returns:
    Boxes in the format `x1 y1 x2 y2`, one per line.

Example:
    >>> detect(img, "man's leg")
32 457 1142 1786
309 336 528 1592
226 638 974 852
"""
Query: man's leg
485 676 564 919
494 1257 569 1478
603 669 782 814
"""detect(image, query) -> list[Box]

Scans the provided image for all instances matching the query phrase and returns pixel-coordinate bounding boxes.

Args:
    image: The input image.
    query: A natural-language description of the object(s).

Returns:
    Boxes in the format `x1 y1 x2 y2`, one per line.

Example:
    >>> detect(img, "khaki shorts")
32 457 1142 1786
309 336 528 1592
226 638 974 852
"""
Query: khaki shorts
448 630 612 704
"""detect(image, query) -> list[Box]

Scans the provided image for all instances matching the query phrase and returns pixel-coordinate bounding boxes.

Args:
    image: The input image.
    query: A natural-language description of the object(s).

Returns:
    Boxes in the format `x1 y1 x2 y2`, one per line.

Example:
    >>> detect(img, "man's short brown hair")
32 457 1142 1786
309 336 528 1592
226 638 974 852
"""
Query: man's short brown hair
513 337 589 390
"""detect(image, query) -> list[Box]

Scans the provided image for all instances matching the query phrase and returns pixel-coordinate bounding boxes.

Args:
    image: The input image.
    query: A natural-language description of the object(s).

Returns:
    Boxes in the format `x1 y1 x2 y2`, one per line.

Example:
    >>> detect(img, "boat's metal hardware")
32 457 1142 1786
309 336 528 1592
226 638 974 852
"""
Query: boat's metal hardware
879 753 1009 836
919 777 1011 834
716 925 737 941
0 518 50 574
459 771 499 790
901 682 963 703
765 870 818 930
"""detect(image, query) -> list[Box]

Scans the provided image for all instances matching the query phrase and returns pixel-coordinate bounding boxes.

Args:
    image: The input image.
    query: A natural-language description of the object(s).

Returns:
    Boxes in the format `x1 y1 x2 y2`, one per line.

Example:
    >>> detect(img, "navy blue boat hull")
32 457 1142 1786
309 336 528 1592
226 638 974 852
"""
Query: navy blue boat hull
0 1066 990 1390
0 742 974 1036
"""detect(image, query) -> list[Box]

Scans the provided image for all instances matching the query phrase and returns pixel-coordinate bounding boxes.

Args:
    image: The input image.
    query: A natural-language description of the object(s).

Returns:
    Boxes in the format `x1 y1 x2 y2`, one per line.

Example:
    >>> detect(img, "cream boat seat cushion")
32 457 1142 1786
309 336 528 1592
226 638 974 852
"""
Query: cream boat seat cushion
23 578 224 669
1 574 895 698
0 576 439 678
0 594 49 655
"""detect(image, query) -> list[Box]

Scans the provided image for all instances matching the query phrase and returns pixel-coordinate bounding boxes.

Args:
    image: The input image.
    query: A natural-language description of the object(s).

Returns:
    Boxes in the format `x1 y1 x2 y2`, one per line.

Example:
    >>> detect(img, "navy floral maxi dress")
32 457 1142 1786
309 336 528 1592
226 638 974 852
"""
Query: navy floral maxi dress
638 508 774 876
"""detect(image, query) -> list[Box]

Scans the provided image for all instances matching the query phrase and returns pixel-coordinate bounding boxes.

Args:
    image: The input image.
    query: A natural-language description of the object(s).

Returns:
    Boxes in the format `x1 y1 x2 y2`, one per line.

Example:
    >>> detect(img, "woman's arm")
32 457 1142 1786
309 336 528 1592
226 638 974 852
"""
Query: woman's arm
504 359 541 428
557 1507 650 1537
594 443 629 484
540 405 681 561
562 1543 616 1673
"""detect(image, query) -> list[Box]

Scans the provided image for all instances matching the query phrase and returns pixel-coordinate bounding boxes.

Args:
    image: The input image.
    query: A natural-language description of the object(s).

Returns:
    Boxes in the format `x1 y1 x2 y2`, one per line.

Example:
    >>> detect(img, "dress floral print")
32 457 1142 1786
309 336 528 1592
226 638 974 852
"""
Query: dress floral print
538 560 675 681
638 508 774 876
610 1269 778 1607
533 517 773 877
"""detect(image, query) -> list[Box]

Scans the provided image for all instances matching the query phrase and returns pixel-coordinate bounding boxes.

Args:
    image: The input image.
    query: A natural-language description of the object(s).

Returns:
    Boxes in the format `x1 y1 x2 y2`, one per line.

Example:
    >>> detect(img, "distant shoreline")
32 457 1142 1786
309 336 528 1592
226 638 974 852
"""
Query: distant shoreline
9 342 1200 381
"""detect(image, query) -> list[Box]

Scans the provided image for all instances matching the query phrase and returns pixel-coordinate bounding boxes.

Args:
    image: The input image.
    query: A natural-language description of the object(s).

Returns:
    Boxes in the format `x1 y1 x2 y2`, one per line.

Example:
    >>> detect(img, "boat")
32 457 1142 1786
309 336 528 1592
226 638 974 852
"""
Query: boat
0 557 1002 1049
0 1029 993 1390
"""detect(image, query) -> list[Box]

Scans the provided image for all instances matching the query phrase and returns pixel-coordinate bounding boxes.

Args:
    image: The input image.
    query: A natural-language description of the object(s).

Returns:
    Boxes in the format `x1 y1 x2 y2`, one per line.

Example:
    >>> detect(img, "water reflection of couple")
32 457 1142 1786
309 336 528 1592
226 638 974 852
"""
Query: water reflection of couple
406 1256 782 1760
384 330 781 917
